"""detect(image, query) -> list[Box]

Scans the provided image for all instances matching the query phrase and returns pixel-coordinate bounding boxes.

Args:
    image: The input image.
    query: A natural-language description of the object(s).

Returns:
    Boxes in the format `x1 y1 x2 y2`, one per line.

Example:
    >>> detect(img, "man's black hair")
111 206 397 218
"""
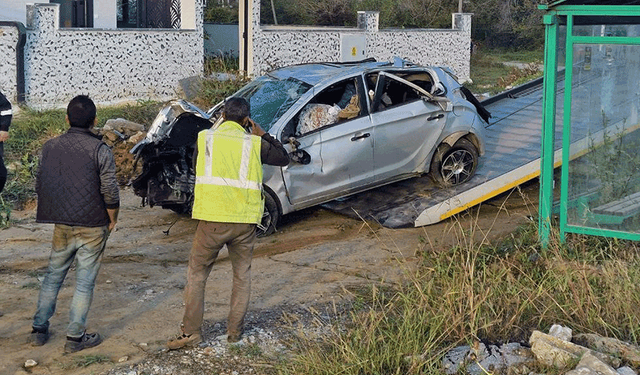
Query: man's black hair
67 95 96 129
223 97 250 124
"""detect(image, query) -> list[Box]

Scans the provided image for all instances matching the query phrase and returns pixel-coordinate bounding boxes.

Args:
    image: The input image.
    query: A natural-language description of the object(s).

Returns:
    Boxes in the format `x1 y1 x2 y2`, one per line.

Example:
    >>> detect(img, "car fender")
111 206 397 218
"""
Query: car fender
262 164 293 215
440 131 484 156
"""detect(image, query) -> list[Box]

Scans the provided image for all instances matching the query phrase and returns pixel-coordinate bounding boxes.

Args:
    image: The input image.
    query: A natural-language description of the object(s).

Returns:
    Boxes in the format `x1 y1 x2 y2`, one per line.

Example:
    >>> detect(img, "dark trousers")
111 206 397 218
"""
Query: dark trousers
0 142 6 193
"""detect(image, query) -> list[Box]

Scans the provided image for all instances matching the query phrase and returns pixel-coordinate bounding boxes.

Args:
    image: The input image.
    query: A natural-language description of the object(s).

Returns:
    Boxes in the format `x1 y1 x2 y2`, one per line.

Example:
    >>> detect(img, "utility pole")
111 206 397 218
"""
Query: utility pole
270 0 278 25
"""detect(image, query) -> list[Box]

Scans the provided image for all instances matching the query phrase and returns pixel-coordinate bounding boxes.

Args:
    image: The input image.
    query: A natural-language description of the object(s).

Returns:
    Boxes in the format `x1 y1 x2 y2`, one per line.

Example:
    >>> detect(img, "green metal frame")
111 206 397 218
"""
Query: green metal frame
539 5 640 246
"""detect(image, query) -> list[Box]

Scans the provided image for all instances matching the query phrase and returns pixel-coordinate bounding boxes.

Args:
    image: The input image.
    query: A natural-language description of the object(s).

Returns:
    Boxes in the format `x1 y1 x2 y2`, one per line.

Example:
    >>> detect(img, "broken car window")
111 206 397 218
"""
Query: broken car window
235 77 312 132
368 71 441 113
282 78 363 137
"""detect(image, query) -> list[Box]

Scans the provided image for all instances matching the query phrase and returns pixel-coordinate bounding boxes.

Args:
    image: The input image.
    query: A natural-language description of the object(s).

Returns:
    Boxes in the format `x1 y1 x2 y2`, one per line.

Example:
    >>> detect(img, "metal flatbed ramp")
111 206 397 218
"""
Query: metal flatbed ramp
323 76 640 228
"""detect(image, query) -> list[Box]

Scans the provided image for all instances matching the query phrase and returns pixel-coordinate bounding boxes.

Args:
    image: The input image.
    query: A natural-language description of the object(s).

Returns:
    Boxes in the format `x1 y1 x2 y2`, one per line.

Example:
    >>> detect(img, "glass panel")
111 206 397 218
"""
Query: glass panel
117 0 138 28
567 43 640 233
234 77 312 132
573 23 640 37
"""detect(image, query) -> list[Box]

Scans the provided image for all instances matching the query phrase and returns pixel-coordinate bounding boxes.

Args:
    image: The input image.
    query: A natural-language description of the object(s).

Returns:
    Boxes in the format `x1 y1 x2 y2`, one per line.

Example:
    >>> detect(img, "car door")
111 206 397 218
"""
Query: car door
369 71 449 183
281 77 374 207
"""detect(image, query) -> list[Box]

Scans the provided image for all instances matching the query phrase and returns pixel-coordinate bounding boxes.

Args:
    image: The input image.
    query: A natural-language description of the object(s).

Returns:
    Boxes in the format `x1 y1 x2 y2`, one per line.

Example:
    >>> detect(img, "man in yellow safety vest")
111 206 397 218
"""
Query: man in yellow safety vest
168 97 289 349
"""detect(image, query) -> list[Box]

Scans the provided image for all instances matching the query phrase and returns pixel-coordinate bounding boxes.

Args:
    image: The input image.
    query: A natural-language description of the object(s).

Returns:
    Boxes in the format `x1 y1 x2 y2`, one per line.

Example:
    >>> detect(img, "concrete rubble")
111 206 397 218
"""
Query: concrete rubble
442 342 535 375
573 333 640 367
100 118 147 147
443 324 640 375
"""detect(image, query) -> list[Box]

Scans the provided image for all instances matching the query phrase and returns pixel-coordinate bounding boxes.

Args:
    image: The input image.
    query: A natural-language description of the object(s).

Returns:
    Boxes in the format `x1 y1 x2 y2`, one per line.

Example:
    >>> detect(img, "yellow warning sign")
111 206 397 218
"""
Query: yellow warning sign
351 47 357 56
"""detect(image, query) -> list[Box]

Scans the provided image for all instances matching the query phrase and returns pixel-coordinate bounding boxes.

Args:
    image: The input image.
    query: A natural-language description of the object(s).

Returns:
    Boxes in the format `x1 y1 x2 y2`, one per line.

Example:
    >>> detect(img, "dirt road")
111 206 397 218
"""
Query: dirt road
0 182 538 374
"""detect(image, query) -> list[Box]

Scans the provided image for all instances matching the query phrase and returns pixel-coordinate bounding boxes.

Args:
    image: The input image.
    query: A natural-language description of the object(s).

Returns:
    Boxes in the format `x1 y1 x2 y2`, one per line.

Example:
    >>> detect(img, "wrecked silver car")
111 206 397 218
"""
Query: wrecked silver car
130 58 490 236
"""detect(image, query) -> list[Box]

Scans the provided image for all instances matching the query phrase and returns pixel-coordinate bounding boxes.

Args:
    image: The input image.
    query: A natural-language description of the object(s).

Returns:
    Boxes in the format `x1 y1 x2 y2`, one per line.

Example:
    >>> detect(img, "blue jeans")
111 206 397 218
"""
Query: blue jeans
33 224 109 338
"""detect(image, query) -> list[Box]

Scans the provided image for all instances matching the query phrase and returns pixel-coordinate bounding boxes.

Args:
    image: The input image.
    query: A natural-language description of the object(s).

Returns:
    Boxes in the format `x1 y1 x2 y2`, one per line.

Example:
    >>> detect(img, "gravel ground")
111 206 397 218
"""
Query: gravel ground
103 302 351 375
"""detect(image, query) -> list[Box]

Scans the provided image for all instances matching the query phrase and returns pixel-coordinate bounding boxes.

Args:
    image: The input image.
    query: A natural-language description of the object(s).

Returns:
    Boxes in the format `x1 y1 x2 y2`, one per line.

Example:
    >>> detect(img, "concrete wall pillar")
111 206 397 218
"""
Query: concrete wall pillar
453 13 472 33
357 11 379 33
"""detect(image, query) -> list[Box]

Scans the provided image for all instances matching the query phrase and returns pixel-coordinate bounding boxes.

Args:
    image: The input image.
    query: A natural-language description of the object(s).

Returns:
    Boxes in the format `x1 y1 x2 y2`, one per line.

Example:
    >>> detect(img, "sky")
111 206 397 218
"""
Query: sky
0 1 51 24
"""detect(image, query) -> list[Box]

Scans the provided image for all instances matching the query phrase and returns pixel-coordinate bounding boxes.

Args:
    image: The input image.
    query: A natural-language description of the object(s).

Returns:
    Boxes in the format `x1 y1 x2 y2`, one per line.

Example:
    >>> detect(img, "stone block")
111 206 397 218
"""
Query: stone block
564 352 618 375
573 333 640 367
529 330 620 369
548 324 572 342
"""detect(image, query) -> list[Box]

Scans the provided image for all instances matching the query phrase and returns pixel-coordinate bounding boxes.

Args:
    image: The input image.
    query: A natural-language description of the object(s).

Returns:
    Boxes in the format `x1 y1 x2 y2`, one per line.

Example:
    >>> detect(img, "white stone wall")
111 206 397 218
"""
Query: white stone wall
22 3 203 109
250 0 472 82
253 28 344 72
0 25 21 104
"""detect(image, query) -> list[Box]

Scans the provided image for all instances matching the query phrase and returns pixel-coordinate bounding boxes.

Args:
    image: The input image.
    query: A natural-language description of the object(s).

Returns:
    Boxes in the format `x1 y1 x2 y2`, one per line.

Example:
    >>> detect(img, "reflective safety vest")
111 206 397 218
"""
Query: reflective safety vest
192 120 264 224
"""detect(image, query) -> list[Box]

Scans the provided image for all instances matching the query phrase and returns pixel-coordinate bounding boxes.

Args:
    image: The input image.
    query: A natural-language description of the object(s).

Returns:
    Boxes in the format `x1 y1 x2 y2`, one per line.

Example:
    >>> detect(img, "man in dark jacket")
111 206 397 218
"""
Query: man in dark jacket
30 95 119 354
0 91 12 194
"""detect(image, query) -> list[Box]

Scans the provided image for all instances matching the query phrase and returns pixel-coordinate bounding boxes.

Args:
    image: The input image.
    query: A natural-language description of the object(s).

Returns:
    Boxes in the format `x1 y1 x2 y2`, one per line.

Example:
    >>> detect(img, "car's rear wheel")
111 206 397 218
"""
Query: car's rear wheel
430 138 478 187
258 188 280 237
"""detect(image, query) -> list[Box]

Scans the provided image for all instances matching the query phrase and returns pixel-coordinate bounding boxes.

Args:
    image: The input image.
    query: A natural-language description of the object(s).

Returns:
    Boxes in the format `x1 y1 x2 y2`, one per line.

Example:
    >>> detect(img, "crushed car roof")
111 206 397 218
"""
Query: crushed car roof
266 59 393 86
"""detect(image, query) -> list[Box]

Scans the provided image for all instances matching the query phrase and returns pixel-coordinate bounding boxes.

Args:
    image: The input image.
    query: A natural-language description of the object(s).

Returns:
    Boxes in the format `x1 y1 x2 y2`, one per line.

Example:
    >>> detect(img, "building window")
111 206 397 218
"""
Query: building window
117 0 182 28
51 0 94 28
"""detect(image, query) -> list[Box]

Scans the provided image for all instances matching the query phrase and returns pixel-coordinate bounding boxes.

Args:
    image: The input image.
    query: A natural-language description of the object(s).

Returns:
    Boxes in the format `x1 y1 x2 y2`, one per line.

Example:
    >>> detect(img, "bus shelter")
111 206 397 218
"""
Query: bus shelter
539 0 640 245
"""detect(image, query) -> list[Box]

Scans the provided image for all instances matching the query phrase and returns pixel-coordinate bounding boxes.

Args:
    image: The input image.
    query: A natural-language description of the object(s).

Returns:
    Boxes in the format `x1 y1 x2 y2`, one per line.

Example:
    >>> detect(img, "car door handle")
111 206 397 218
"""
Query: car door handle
351 133 371 141
428 114 445 121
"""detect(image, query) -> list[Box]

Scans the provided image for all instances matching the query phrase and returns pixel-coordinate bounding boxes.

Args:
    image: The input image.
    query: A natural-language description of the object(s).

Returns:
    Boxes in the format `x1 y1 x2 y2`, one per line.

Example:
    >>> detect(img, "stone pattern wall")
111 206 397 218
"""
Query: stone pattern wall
0 25 20 104
22 3 203 109
250 0 471 82
253 29 343 73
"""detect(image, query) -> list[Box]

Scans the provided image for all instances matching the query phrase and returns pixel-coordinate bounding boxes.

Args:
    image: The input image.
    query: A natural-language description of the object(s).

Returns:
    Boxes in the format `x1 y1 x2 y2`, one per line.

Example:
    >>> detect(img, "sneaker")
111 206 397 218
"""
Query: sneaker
167 333 202 350
64 332 102 354
29 328 50 346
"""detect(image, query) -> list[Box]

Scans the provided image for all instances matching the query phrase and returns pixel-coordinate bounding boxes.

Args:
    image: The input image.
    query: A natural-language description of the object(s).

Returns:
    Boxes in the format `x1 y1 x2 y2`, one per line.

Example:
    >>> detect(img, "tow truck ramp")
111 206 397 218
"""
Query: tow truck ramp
323 78 638 228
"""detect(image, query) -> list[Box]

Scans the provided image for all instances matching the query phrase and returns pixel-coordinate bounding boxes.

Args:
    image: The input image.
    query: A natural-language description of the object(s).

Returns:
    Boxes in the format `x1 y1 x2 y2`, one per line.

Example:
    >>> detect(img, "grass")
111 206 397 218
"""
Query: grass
467 47 544 96
277 209 640 374
21 281 40 290
58 354 112 369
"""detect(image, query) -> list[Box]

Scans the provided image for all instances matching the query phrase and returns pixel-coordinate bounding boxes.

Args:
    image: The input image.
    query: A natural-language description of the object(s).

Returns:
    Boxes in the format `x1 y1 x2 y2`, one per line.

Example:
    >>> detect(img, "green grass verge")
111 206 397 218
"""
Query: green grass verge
278 217 640 374
467 48 544 96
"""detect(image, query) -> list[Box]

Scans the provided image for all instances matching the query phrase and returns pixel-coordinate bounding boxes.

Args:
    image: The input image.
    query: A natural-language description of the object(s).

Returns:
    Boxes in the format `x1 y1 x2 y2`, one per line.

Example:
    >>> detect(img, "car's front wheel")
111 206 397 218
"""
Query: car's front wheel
430 138 478 187
258 187 280 237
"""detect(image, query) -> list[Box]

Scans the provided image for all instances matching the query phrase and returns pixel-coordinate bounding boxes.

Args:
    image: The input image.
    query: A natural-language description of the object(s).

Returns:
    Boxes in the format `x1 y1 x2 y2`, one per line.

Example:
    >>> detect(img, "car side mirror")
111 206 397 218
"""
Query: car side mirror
289 149 311 165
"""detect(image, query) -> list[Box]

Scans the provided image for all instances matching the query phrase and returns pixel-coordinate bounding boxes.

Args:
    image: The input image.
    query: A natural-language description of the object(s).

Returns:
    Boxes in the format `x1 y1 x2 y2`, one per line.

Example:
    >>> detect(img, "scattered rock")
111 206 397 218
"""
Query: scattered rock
118 356 129 363
103 131 124 145
617 366 638 375
530 330 621 369
565 351 618 375
573 333 640 367
549 324 572 341
24 359 37 368
127 131 146 145
442 342 534 375
105 118 145 136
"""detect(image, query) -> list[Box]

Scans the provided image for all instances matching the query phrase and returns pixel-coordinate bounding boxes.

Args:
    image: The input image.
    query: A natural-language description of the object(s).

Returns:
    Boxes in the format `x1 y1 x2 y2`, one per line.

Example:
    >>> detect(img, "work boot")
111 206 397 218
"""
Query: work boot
64 332 102 354
167 332 202 350
29 327 50 346
227 333 243 344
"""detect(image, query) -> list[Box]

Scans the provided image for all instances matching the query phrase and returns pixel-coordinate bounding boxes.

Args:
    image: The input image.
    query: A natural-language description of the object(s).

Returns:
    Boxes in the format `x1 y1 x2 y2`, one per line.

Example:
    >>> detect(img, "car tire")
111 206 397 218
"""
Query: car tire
258 187 280 237
430 137 478 187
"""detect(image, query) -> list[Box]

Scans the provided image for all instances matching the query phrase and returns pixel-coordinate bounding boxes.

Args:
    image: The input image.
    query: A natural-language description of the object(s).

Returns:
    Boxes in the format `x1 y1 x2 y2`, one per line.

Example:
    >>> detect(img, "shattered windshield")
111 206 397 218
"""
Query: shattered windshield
234 76 312 131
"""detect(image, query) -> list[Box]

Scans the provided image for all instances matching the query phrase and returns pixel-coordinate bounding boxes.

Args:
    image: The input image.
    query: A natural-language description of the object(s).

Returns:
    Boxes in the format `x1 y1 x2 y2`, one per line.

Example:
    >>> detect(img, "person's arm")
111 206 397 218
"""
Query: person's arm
106 208 119 232
260 133 290 166
97 144 120 231
248 119 289 166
